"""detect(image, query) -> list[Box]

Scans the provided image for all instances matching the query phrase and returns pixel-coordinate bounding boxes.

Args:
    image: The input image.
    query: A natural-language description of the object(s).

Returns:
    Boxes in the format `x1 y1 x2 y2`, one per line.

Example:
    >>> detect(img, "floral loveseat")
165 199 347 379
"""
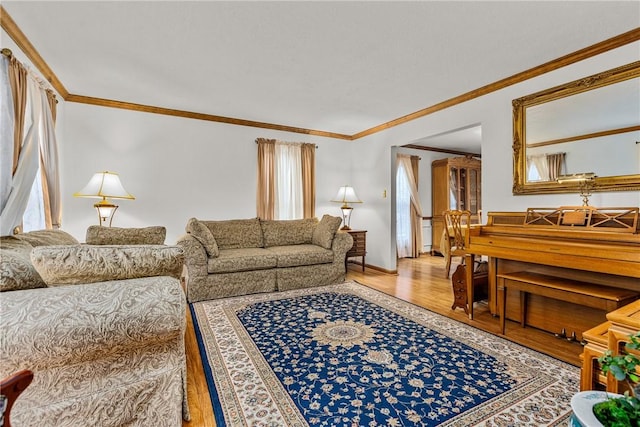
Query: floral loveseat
177 215 353 302
0 227 189 427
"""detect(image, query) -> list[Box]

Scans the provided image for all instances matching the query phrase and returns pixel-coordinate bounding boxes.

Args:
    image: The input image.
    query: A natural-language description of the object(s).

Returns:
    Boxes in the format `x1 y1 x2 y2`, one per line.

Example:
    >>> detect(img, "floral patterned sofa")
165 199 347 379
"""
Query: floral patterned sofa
0 228 189 427
177 215 353 302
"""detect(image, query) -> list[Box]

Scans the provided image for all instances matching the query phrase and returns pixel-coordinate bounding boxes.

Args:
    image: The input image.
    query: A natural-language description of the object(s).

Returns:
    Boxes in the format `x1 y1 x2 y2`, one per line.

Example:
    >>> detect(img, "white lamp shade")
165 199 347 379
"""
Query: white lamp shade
331 186 362 205
74 171 135 200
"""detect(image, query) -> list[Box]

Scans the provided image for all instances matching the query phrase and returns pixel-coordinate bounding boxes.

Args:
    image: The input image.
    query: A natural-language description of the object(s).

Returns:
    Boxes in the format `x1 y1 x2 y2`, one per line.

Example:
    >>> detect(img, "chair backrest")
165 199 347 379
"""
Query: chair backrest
1 369 33 427
444 210 471 255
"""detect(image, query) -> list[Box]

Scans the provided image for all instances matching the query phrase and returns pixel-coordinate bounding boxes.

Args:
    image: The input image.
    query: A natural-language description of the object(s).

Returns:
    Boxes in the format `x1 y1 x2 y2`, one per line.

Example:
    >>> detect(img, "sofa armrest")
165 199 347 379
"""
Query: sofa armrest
0 277 185 374
331 231 354 258
176 234 208 279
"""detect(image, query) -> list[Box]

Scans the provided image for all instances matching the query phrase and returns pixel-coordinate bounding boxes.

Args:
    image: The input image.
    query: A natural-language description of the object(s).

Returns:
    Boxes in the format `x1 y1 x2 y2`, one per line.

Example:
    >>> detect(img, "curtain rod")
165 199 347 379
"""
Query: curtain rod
255 140 318 148
2 47 58 103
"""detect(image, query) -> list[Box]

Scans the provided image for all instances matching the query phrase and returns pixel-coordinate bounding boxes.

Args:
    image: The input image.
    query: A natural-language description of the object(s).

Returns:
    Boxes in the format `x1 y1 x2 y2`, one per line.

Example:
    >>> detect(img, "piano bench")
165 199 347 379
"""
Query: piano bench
497 271 639 335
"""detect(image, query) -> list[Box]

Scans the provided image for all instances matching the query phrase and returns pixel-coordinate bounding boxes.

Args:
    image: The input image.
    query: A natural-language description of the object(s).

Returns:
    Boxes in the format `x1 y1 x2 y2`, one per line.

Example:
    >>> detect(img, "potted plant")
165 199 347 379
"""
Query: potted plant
593 332 640 426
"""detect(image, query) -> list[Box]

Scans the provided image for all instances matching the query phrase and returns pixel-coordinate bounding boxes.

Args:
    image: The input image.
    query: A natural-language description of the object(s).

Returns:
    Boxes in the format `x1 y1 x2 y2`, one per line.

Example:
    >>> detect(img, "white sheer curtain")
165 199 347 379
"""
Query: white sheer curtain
22 167 46 232
527 154 550 182
0 76 44 235
274 141 303 220
396 155 423 258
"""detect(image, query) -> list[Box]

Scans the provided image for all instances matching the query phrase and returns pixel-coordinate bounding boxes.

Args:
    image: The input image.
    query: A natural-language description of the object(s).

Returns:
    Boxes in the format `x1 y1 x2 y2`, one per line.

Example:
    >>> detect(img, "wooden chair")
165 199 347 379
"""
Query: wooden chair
1 370 33 427
442 209 471 278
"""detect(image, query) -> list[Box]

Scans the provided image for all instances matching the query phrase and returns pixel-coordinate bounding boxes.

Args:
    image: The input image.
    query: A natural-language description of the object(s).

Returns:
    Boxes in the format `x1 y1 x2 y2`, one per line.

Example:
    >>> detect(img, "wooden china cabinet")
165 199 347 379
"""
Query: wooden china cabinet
431 156 481 255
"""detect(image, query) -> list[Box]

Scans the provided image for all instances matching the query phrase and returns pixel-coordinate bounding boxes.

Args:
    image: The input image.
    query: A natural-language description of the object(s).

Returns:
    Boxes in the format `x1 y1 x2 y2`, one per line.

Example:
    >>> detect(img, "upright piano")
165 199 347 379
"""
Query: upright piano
464 207 640 338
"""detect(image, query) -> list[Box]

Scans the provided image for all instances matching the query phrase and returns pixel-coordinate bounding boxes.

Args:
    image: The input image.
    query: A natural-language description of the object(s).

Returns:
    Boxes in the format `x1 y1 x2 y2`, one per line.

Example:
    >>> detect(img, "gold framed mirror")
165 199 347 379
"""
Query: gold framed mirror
512 61 640 195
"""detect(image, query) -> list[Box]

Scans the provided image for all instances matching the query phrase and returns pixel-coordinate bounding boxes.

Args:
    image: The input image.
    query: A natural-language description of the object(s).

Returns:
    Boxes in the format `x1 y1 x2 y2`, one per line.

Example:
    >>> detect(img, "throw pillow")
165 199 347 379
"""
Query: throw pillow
203 218 264 250
186 218 219 257
15 229 79 247
0 236 47 291
31 245 185 285
311 214 342 249
260 218 318 247
86 225 166 245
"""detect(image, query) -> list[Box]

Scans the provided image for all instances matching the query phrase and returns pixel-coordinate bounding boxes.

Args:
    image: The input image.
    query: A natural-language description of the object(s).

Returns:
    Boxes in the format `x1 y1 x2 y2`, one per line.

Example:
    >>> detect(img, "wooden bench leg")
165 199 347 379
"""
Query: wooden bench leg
498 277 506 334
520 291 527 328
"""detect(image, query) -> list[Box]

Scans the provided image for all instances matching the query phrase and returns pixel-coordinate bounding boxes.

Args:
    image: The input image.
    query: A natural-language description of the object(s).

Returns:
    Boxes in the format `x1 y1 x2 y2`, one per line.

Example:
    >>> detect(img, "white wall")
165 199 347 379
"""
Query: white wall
61 104 351 243
350 41 640 271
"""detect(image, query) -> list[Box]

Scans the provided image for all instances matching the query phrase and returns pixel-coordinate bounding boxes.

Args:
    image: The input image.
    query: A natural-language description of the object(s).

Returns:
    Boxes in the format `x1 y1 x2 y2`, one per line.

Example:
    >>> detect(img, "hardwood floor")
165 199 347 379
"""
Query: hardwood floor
182 255 584 426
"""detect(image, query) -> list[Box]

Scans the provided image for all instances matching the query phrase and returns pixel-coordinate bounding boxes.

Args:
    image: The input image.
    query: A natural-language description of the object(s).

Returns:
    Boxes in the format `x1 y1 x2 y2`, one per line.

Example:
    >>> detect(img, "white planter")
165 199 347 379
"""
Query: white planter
570 390 625 427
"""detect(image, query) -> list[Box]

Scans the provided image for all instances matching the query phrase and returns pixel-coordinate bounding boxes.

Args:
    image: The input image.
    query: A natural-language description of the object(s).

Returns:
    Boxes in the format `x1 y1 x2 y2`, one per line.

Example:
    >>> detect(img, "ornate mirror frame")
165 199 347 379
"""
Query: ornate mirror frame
512 61 640 195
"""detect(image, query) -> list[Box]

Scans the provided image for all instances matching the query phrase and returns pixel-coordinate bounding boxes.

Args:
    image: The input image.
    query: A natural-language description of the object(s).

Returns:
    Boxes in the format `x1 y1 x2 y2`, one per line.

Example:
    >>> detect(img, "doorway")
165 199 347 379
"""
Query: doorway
391 124 482 268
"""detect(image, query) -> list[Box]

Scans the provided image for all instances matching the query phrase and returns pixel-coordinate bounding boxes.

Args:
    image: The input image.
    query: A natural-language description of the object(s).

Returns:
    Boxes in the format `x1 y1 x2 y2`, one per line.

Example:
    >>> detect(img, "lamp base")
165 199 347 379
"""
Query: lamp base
340 206 354 231
94 199 118 227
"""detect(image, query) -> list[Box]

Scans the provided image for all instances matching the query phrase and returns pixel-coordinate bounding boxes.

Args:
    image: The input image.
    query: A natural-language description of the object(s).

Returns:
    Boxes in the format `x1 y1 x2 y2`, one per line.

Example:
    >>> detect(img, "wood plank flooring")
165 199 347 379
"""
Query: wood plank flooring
182 255 584 426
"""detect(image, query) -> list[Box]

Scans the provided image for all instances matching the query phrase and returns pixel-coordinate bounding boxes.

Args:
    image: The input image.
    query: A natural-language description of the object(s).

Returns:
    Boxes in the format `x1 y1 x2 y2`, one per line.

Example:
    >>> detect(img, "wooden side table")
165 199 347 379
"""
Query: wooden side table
580 321 610 391
345 230 366 272
451 262 488 315
579 301 640 393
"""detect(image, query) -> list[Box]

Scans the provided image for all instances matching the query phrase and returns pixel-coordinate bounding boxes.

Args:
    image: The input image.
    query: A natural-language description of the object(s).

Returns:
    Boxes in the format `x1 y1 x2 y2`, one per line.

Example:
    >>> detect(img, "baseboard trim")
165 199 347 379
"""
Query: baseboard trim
348 261 397 275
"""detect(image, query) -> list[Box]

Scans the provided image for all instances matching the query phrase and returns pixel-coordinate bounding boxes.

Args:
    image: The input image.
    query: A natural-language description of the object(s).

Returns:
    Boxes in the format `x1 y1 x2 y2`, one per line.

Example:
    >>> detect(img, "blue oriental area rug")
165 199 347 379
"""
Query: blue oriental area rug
191 281 578 426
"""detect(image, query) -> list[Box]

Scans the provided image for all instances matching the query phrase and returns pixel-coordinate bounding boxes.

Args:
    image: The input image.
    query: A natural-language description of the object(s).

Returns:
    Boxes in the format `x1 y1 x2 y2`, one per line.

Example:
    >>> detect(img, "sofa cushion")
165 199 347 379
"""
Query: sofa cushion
86 225 166 245
260 218 318 247
207 248 277 274
266 244 334 268
185 218 219 257
311 214 342 249
0 236 46 292
202 218 264 250
31 245 184 285
15 229 79 247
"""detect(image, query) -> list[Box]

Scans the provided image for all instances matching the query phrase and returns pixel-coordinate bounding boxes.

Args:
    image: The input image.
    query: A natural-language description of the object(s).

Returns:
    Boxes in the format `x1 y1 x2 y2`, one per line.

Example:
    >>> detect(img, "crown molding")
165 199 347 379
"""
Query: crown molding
2 5 638 141
353 27 640 140
401 144 481 158
0 5 69 98
65 94 353 139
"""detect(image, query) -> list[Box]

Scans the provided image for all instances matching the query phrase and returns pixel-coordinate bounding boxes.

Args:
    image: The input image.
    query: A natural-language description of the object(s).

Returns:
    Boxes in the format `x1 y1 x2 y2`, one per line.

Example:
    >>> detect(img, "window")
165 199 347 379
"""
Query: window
0 53 60 235
256 138 315 220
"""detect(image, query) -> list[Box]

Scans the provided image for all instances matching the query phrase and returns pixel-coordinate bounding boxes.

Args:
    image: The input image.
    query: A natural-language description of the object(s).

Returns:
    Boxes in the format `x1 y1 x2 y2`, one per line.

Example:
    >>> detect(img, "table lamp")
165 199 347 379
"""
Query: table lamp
331 185 362 230
74 171 135 226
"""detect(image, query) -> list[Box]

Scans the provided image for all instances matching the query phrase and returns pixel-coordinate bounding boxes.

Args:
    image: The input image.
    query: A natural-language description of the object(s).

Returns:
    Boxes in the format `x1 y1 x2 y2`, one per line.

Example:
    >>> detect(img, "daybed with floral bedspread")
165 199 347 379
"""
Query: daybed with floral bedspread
177 215 353 302
0 227 189 427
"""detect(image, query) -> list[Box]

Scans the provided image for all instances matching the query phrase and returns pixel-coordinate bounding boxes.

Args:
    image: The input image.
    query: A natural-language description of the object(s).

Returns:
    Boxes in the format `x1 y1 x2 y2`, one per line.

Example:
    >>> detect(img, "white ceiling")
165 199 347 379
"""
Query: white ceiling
2 1 639 148
406 124 483 154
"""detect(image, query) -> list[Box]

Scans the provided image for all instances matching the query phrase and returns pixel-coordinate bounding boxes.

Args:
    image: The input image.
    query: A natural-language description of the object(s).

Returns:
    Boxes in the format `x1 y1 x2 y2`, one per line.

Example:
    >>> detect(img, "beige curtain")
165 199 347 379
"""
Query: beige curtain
46 89 57 124
410 155 422 257
39 89 61 228
8 56 27 174
0 55 29 234
547 152 565 181
256 138 276 220
301 143 315 219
